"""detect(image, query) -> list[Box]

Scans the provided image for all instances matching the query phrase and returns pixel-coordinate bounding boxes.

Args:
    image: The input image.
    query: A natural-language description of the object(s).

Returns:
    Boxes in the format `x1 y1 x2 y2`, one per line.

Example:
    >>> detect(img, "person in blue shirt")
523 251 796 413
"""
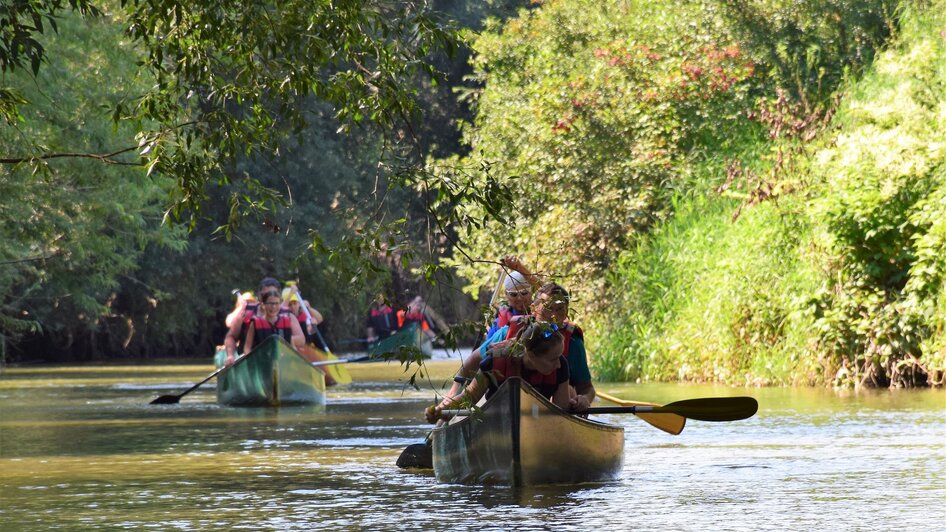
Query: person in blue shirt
443 282 595 413
426 321 570 422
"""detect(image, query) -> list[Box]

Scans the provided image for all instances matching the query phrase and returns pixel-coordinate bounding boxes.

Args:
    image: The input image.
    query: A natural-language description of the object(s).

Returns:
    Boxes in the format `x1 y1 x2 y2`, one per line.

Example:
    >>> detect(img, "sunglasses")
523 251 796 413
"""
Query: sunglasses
507 289 531 297
263 301 281 307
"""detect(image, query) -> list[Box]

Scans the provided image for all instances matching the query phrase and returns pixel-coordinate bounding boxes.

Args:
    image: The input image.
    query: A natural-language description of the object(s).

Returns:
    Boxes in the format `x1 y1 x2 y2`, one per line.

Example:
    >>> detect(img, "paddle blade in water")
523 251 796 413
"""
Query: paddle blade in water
149 394 181 405
396 442 433 469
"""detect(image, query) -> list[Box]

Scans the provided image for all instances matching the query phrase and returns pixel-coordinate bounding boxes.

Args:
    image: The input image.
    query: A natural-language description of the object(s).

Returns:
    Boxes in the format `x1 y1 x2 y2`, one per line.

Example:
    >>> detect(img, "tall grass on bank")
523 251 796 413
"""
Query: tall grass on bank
592 1 945 387
592 189 820 386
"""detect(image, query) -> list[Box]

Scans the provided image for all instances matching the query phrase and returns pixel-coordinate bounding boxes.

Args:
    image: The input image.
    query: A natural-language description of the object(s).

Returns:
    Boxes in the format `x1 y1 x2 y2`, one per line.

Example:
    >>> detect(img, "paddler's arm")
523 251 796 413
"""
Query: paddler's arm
289 316 306 349
425 372 488 423
552 381 572 411
242 322 256 356
224 295 246 328
224 319 244 364
571 381 595 413
443 349 484 400
501 255 541 290
567 337 595 412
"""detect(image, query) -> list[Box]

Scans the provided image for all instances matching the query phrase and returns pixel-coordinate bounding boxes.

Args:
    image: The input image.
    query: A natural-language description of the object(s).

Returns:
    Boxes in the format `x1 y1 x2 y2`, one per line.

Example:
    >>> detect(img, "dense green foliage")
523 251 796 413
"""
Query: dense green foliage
592 1 945 387
2 0 941 390
0 1 525 361
443 0 894 312
0 11 185 358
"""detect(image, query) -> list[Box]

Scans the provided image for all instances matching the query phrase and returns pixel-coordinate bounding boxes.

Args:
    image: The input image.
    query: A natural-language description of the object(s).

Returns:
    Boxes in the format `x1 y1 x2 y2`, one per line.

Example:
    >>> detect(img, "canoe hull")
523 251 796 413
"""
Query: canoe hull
431 378 625 486
214 336 326 407
368 322 432 358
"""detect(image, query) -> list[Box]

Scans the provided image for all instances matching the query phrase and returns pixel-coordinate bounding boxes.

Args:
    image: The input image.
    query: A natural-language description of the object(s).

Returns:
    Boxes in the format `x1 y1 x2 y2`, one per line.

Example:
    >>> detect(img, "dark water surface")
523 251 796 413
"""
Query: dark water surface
1 363 943 531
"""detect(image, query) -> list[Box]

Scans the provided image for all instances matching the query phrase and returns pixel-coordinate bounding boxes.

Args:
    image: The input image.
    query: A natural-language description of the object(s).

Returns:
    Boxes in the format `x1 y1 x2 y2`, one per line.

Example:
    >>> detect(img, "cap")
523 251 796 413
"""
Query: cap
504 271 529 291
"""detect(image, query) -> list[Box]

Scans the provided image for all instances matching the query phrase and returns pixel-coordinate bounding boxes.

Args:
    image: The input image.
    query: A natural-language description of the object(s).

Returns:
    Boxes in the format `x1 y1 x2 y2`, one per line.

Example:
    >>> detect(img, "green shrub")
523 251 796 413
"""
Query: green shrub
592 190 820 385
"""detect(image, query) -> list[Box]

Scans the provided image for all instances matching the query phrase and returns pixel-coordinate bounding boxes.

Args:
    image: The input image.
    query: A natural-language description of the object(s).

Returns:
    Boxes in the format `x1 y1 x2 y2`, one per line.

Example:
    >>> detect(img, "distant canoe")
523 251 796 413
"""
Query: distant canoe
431 377 625 486
368 322 432 359
213 336 326 407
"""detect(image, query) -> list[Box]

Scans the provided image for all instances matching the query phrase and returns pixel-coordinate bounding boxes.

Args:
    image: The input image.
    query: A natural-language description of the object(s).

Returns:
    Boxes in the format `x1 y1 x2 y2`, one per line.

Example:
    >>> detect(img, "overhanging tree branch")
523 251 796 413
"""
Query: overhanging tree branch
0 145 139 165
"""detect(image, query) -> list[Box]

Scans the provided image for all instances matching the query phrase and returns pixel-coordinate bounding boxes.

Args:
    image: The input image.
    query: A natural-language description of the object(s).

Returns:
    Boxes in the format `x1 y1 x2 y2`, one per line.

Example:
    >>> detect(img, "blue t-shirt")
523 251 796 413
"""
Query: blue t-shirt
478 325 592 386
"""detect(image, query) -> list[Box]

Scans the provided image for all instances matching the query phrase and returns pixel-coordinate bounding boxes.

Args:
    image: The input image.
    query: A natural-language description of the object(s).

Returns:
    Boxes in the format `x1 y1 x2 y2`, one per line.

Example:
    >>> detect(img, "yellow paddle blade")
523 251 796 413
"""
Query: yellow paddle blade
321 350 352 384
597 391 685 435
299 345 352 385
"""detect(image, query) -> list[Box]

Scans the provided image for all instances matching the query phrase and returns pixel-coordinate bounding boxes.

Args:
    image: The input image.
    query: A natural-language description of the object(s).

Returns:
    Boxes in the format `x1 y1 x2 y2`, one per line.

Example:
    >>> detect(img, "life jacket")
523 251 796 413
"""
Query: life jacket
505 317 583 356
236 302 261 350
368 305 397 336
495 306 520 329
397 309 431 332
484 343 560 392
292 311 312 343
241 302 260 326
250 309 296 344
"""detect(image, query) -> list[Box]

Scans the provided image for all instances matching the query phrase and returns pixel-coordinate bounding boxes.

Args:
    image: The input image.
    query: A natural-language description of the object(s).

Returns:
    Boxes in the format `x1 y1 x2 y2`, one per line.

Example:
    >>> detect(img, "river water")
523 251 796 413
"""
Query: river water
0 361 943 531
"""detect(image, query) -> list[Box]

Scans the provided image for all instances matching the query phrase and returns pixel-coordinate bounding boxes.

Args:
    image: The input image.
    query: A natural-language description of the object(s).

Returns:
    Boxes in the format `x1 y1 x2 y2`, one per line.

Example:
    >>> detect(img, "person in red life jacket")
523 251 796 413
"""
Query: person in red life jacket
222 277 281 366
425 321 569 423
241 291 305 353
397 296 439 342
443 282 595 413
365 295 398 347
485 255 542 339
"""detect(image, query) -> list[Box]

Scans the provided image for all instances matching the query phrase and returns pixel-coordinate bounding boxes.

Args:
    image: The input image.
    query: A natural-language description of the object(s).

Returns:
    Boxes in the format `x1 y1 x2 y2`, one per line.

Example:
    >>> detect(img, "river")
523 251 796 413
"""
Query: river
1 360 943 531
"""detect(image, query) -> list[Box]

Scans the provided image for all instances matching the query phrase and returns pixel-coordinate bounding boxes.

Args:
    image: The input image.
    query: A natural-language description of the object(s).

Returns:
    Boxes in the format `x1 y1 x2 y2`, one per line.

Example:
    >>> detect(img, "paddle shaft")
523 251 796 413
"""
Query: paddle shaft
441 396 758 422
587 396 758 422
294 287 333 354
149 351 251 404
310 359 348 367
490 267 506 310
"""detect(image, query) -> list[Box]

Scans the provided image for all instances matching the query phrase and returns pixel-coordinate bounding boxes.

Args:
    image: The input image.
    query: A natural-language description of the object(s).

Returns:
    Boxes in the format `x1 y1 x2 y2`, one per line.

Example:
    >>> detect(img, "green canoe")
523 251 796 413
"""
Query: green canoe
213 336 326 407
367 322 433 359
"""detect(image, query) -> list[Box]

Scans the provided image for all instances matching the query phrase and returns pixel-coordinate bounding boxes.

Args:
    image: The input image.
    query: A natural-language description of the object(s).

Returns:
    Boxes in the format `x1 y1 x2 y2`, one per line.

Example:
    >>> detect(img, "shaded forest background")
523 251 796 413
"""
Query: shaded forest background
1 0 943 388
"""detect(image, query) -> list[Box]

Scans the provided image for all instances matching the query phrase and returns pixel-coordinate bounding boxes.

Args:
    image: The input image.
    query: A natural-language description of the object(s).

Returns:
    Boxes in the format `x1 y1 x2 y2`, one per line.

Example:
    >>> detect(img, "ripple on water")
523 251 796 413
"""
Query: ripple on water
1 371 943 531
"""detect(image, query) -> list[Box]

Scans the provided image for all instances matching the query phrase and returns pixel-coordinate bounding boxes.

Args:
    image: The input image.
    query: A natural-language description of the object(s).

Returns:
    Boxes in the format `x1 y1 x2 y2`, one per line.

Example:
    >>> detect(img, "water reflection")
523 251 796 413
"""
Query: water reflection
0 364 943 531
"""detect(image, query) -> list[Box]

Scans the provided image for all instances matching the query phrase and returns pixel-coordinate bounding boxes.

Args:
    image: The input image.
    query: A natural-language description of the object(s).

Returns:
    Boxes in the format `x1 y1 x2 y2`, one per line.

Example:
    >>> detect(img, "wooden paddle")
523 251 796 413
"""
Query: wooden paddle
149 352 250 405
293 286 352 385
301 344 352 385
597 391 686 435
440 396 758 423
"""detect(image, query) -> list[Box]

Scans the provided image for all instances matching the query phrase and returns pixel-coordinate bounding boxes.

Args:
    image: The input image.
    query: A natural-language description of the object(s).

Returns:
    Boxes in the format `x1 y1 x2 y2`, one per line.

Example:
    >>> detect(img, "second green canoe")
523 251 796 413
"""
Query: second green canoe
213 336 326 407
